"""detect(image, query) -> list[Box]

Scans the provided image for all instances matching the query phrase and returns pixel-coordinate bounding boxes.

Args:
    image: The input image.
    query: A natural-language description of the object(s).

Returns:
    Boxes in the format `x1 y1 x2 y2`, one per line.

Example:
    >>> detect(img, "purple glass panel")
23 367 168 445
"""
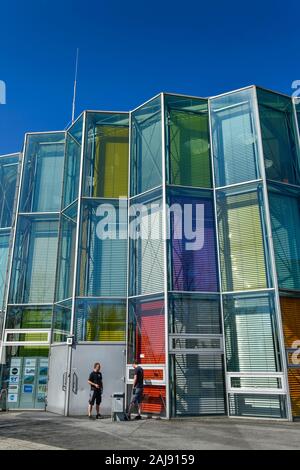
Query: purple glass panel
170 195 219 291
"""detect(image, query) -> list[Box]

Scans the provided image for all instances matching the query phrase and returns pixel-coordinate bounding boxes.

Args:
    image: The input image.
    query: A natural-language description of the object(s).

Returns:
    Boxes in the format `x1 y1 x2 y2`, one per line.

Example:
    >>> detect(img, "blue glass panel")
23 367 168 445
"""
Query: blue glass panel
131 96 162 196
9 216 59 304
78 199 127 297
20 133 65 213
0 154 19 228
210 88 260 187
62 115 83 208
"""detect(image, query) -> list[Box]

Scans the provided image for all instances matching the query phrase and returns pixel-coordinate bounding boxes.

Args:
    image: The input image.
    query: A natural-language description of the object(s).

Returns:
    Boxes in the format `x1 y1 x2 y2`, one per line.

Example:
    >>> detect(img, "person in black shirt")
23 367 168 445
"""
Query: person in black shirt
88 362 103 419
126 360 144 420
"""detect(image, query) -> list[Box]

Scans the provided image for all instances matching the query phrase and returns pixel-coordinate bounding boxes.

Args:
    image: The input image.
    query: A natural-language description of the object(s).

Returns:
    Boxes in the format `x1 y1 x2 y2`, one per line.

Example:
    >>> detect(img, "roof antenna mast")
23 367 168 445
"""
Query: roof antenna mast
72 48 79 124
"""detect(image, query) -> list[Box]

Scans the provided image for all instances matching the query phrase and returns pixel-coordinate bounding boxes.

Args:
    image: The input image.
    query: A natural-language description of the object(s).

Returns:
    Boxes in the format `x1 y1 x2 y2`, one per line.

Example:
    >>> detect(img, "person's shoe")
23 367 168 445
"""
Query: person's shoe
96 414 102 419
134 415 142 420
88 415 93 420
124 414 130 421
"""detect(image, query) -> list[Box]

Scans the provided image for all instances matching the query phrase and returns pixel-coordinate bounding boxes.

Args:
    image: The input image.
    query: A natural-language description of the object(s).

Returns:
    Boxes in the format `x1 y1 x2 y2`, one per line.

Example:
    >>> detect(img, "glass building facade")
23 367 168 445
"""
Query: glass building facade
0 86 300 420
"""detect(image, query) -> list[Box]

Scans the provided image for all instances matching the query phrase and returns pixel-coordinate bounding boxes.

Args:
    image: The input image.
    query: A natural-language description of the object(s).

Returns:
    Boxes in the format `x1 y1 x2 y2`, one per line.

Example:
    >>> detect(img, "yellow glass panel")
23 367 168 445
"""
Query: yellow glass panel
219 192 267 291
94 126 128 198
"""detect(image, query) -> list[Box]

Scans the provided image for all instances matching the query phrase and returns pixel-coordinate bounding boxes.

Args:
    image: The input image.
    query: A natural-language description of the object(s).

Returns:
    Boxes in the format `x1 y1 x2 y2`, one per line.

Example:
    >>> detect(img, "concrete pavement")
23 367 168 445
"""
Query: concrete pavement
0 411 299 450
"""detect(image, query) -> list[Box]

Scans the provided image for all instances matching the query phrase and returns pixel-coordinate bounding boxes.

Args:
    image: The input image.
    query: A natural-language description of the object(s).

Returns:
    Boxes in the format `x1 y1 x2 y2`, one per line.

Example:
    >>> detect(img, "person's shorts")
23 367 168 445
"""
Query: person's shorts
131 387 144 405
89 390 102 406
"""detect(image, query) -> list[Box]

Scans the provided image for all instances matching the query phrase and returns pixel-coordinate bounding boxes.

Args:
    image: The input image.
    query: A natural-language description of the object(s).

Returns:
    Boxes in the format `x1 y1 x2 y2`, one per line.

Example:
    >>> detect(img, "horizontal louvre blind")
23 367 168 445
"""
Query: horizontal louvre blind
134 112 162 195
169 109 211 188
76 302 126 342
27 221 58 303
136 299 165 364
269 192 300 290
33 143 65 212
169 295 221 335
259 104 299 184
212 98 259 187
288 370 300 417
174 353 225 415
218 190 267 291
80 205 127 297
229 393 285 418
280 296 300 347
224 295 278 372
141 386 166 414
132 201 164 295
171 194 218 292
93 126 128 198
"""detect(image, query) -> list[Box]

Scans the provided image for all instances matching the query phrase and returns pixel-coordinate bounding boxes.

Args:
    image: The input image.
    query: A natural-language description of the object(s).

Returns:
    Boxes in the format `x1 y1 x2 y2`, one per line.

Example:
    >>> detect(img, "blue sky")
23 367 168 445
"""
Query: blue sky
0 0 298 154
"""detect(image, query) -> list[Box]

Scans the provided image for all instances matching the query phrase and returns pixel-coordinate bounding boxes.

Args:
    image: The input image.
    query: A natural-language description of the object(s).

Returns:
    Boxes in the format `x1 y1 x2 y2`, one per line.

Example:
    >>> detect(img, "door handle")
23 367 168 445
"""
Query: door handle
62 372 67 391
72 371 78 394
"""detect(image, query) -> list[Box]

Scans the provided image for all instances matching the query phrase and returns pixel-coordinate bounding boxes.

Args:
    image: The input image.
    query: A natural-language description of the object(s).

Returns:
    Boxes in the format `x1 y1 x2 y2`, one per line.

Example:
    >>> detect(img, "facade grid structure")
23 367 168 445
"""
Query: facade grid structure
0 86 299 420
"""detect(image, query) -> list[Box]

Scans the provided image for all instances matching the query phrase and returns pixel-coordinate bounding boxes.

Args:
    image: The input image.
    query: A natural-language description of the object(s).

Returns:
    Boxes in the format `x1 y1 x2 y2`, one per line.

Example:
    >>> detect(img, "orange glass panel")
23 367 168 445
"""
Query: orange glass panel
141 386 166 414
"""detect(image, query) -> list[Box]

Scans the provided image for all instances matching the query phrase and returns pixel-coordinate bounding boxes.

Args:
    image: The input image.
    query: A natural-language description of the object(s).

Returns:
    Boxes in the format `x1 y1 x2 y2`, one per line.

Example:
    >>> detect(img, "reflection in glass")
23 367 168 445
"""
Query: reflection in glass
165 95 211 188
75 299 126 342
83 112 129 198
20 133 65 213
217 184 271 291
257 88 300 185
210 88 260 187
9 217 59 304
131 96 162 196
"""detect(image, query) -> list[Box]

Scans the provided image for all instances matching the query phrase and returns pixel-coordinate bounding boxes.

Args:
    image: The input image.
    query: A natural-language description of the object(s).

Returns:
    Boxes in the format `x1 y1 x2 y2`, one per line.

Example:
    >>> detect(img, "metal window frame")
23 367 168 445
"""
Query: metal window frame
253 86 293 420
126 364 166 386
207 97 229 416
169 334 223 354
226 372 286 395
4 328 51 346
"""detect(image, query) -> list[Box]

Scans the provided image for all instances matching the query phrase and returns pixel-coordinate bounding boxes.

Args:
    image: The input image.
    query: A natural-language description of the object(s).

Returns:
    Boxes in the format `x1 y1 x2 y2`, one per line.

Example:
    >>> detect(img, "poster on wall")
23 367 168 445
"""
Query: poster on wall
7 394 18 403
39 359 48 376
9 375 19 384
24 367 35 376
23 385 33 394
37 393 46 403
38 385 47 394
10 367 20 376
23 375 34 385
24 359 36 368
10 358 21 367
8 384 19 394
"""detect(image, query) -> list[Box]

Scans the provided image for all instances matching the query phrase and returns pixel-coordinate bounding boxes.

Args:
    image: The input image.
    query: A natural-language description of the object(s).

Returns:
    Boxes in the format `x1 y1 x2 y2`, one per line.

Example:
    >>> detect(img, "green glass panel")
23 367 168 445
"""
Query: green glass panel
268 184 300 290
217 184 270 292
257 88 300 185
75 299 126 342
6 306 52 329
165 95 211 188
